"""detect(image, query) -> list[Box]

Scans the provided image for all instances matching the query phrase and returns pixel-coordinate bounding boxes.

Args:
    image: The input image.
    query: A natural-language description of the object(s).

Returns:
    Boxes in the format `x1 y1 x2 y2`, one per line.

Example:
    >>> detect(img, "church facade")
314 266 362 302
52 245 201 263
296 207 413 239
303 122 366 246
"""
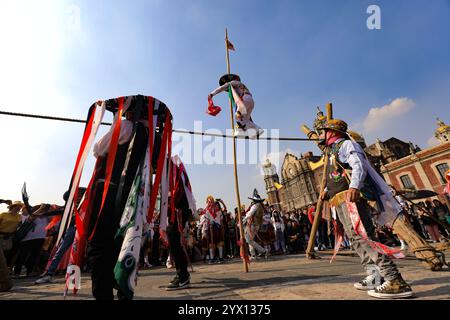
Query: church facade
263 152 323 212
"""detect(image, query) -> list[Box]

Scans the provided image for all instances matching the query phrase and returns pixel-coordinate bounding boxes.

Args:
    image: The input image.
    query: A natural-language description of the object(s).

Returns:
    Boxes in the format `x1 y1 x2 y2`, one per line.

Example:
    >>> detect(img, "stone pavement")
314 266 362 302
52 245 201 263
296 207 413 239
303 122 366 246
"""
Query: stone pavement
1 250 449 300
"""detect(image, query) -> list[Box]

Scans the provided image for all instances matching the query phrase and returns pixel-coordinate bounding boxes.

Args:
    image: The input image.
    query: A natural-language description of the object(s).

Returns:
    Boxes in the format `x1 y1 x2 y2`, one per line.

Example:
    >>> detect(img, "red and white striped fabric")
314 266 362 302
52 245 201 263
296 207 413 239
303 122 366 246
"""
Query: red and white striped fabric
62 95 173 296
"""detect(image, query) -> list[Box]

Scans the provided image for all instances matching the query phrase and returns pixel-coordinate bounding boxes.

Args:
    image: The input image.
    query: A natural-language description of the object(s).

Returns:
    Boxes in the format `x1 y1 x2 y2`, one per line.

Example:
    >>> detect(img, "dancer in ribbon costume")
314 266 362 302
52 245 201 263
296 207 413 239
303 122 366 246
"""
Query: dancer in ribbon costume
200 196 226 264
316 118 413 299
242 189 268 260
165 155 196 290
61 95 173 300
208 74 263 139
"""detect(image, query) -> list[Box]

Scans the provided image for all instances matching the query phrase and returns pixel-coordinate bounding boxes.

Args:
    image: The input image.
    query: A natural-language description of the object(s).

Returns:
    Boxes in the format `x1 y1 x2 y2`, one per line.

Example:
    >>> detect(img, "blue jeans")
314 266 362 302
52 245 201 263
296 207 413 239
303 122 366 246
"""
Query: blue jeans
47 225 76 276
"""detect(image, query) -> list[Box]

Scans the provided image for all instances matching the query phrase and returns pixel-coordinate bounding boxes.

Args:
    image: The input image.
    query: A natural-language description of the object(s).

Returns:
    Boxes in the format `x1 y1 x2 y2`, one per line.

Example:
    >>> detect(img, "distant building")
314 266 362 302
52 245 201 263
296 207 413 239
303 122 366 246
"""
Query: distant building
263 152 323 212
435 118 450 143
262 159 282 210
365 138 421 174
381 118 450 205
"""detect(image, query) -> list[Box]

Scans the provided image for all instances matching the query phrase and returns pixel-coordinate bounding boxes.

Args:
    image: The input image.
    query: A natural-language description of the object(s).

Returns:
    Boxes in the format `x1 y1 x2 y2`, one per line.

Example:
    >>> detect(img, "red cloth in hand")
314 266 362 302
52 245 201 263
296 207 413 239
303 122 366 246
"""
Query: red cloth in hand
206 97 221 116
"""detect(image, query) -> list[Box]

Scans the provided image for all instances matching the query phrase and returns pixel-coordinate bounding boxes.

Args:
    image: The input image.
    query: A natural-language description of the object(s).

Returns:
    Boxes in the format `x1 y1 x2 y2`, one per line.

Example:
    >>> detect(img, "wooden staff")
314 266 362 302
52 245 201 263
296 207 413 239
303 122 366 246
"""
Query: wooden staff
301 117 331 258
303 131 328 259
225 28 248 272
303 102 333 258
326 102 333 121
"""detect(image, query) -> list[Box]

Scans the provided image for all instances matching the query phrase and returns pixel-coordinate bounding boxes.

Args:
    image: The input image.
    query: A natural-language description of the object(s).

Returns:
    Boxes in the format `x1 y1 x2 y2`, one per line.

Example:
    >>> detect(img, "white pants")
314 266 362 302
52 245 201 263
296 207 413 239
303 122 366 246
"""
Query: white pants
235 95 263 137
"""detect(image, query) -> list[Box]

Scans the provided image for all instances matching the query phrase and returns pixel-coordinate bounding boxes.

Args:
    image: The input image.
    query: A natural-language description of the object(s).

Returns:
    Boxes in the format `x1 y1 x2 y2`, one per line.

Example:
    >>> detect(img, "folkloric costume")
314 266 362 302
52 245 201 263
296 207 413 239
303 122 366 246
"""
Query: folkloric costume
209 74 264 139
243 189 268 259
316 118 413 299
257 209 276 255
59 95 174 300
165 155 196 290
200 196 225 263
345 132 446 271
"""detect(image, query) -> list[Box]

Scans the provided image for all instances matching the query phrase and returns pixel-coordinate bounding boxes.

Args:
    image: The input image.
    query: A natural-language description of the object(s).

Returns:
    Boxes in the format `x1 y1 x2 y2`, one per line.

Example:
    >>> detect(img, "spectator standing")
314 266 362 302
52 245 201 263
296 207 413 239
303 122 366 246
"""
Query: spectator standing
13 205 52 277
0 200 23 266
271 210 286 254
35 188 86 284
420 201 441 242
432 199 449 239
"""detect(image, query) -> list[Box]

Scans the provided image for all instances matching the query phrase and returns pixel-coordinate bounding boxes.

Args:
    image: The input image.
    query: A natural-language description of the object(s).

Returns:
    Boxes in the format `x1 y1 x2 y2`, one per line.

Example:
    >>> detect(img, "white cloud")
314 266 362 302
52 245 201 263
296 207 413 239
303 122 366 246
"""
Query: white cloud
362 97 415 133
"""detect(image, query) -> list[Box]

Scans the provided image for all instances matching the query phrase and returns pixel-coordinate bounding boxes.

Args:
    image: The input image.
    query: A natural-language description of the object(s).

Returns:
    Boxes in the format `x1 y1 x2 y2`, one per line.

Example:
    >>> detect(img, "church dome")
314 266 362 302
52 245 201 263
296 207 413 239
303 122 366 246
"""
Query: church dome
434 118 450 143
436 120 450 133
263 158 272 168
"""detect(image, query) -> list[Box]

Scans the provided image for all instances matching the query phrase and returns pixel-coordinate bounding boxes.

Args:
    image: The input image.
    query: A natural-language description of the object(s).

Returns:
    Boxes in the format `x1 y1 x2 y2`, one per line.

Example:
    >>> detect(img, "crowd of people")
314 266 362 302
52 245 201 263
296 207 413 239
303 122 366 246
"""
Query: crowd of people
134 194 450 269
1 190 449 293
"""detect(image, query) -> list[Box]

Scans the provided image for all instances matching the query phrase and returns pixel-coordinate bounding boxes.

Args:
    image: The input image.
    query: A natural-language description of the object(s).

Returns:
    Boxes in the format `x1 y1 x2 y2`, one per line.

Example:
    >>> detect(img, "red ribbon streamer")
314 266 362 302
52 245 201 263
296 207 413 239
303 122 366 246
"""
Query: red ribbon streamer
147 110 171 222
89 97 124 241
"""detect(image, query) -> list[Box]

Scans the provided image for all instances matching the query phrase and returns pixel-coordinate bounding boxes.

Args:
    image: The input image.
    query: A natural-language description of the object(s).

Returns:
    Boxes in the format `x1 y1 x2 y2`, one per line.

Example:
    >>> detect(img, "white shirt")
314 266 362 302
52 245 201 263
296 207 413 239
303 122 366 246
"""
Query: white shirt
336 139 368 190
21 215 51 242
198 214 209 232
210 80 252 98
243 204 258 224
93 119 134 158
331 138 403 226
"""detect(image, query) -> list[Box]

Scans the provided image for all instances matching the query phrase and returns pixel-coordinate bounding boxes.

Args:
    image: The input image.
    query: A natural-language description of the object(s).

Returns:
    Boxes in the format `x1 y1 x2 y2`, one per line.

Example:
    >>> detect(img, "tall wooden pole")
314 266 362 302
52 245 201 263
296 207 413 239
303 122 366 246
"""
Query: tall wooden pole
303 103 333 258
326 102 333 121
304 103 333 258
225 28 248 272
305 149 329 259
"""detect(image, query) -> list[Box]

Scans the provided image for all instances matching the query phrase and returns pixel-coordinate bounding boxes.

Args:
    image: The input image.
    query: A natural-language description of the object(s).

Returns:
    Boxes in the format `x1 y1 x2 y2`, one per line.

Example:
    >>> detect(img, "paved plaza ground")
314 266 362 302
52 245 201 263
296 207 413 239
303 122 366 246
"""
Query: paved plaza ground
1 248 449 300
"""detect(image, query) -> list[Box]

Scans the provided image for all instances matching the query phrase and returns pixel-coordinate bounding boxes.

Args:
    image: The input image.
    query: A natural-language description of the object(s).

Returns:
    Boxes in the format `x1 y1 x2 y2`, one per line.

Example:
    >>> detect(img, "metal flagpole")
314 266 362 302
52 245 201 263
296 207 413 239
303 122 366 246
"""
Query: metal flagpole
225 28 249 272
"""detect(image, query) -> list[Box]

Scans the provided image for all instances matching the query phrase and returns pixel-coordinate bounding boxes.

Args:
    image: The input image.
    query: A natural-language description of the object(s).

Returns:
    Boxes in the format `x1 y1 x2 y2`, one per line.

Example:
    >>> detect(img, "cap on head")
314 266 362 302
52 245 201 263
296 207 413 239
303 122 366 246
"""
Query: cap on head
8 201 24 209
316 119 348 133
219 74 241 86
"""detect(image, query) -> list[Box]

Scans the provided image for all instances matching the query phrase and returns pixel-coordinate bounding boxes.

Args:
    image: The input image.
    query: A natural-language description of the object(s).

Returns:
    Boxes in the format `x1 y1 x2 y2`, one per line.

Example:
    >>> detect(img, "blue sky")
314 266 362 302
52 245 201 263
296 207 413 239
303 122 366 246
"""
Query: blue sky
0 0 449 212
